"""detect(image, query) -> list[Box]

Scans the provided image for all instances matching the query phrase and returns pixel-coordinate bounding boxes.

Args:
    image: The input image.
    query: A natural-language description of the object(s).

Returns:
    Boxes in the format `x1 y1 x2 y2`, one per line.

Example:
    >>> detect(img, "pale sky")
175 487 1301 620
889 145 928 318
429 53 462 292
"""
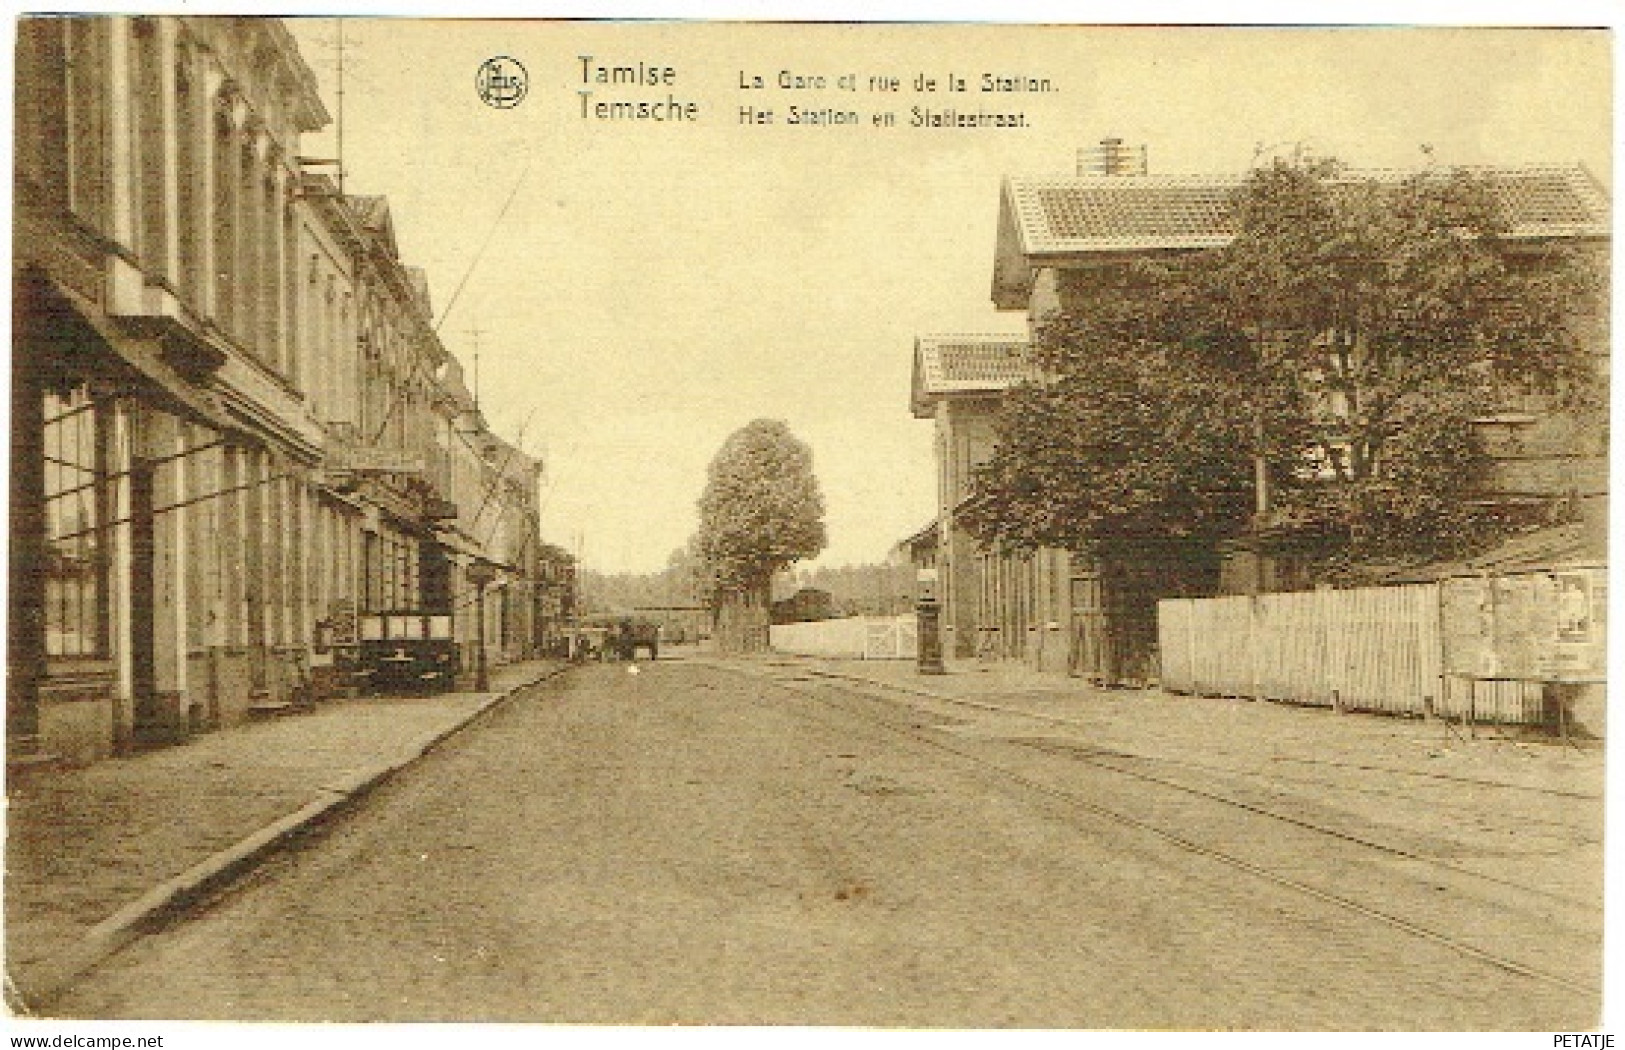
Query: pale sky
277 19 1611 574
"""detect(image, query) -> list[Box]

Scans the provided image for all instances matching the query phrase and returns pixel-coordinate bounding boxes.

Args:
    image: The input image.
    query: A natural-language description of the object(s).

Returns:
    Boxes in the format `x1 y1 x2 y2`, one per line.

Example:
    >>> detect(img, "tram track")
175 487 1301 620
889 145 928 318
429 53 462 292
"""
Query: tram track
797 669 1599 903
805 665 1600 801
1013 737 1595 907
714 658 1602 999
795 667 1602 891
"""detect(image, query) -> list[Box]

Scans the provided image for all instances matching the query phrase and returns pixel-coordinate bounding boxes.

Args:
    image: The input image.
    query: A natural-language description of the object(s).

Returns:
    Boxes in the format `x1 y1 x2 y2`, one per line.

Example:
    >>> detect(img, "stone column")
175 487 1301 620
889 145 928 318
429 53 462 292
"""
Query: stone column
291 474 309 645
222 445 244 649
110 402 136 743
245 449 267 661
170 424 190 699
202 444 226 652
269 467 287 648
150 415 188 718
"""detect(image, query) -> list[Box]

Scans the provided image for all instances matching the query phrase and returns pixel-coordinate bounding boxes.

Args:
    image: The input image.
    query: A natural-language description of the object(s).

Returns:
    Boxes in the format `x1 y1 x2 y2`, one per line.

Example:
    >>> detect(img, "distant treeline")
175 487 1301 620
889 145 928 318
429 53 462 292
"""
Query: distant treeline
582 555 915 619
580 552 702 616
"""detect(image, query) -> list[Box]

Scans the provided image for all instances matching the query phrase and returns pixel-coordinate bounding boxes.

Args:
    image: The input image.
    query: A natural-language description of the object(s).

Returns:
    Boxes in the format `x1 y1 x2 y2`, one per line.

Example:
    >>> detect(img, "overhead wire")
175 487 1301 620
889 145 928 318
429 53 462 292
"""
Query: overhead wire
364 156 533 448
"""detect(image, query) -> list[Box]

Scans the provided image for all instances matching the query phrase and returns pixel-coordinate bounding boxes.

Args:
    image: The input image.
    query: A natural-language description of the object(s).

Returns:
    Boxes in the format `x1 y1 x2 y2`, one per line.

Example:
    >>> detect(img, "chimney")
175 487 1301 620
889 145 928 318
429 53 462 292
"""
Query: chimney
1078 137 1148 176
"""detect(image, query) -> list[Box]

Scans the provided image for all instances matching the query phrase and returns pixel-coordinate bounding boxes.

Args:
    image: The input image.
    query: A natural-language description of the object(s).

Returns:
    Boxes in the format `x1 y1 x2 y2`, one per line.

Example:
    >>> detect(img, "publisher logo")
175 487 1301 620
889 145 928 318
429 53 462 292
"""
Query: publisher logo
477 56 528 109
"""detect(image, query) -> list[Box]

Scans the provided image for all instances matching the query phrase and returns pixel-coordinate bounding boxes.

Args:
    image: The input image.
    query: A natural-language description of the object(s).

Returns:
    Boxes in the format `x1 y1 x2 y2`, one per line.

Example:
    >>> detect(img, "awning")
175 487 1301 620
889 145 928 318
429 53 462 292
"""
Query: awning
17 267 239 435
429 521 488 560
898 517 941 552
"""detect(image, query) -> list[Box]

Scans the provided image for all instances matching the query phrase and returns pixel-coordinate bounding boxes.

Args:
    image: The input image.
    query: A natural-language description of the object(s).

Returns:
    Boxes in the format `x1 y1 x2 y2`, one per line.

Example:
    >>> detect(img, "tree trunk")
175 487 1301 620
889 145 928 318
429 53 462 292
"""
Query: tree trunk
711 582 770 655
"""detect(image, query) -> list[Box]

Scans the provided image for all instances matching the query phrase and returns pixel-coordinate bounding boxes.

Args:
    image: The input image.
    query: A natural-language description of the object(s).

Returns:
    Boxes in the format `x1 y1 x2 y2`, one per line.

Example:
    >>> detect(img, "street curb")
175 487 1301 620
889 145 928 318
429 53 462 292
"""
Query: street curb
10 663 572 1014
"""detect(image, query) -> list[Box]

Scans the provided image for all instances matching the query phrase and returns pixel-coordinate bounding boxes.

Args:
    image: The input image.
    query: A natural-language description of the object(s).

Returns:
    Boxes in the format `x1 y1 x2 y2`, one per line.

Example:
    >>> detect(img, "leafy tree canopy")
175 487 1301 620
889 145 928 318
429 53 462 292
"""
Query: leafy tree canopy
697 419 828 594
968 158 1602 579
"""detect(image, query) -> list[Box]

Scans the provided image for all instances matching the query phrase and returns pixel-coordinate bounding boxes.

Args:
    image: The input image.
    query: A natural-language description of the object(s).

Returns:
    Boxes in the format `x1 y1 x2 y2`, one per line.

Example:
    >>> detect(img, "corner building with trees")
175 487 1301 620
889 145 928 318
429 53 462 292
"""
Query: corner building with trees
907 145 1608 687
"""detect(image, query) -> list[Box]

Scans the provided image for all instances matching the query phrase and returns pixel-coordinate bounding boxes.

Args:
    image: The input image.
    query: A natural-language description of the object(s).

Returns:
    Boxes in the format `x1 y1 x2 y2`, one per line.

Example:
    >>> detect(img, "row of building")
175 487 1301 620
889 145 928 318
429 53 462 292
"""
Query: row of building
12 16 576 765
903 141 1608 706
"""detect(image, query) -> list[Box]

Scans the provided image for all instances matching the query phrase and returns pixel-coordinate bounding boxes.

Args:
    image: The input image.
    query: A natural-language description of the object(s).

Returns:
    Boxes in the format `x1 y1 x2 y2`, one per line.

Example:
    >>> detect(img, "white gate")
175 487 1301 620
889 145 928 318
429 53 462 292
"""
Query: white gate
770 615 919 660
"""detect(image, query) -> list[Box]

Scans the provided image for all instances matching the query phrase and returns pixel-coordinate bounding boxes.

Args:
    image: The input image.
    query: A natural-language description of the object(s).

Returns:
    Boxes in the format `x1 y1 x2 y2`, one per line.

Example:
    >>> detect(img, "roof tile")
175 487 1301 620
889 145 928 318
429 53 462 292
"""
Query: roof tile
912 334 1033 416
1007 163 1610 257
919 335 1032 391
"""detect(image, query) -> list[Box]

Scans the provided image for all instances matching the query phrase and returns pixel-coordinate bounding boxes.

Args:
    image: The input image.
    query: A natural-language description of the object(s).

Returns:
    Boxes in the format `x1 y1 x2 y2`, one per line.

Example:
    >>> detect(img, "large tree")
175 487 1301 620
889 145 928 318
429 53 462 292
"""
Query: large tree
1219 159 1602 573
965 261 1258 557
696 419 827 652
968 158 1603 582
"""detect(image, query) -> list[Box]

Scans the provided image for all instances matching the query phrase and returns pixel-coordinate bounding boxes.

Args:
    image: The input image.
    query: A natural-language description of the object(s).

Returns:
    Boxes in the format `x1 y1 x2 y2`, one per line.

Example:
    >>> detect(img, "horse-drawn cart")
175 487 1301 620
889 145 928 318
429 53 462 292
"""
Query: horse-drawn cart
567 615 661 662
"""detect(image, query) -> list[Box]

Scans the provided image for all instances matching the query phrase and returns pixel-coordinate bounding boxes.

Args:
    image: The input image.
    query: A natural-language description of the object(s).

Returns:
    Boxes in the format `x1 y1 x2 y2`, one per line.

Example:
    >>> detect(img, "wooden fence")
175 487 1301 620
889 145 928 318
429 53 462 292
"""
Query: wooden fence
1158 567 1605 728
1157 573 1602 726
1159 584 1447 718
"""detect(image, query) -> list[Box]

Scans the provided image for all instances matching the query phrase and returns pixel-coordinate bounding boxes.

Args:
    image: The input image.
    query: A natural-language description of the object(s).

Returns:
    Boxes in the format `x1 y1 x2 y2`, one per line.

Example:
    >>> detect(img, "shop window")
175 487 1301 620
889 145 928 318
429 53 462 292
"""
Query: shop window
43 385 109 657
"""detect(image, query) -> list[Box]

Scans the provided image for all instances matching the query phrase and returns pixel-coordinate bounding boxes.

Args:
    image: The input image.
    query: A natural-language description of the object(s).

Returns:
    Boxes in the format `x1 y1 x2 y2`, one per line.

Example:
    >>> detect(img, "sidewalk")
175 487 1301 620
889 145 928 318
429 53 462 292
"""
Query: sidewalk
761 654 1604 903
4 658 568 1011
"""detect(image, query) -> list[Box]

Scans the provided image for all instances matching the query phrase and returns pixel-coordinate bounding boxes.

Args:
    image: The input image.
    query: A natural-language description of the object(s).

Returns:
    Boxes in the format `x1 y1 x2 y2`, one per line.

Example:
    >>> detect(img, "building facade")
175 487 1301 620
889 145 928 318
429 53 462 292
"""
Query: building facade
12 15 555 765
906 333 1166 680
906 334 1071 670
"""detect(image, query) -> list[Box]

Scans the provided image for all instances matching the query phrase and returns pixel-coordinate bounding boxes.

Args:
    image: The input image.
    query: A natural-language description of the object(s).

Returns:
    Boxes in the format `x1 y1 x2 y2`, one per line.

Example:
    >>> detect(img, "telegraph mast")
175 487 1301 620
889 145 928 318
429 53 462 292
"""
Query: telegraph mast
465 325 485 409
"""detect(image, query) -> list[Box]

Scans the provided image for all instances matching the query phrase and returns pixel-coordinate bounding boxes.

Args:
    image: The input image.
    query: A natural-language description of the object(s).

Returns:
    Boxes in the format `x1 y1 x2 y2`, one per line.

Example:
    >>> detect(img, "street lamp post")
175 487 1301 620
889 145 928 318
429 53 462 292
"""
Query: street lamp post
916 567 945 675
467 561 499 691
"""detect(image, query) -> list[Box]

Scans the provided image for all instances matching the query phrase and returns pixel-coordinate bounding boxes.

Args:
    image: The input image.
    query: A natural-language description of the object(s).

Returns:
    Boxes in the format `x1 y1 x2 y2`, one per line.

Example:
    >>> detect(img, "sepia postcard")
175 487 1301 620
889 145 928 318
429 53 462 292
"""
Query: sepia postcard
5 3 1615 1041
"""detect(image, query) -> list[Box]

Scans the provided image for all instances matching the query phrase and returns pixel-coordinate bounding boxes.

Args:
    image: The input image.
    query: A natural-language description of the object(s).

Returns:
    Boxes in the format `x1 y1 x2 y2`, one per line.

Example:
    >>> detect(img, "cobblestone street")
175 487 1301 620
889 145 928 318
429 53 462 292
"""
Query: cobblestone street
46 657 1602 1028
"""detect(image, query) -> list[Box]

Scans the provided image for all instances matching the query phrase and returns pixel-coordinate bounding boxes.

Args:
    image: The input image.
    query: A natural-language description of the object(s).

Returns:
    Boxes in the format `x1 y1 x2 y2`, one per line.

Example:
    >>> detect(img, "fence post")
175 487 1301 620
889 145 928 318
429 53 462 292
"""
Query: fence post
1189 601 1202 698
1248 594 1260 702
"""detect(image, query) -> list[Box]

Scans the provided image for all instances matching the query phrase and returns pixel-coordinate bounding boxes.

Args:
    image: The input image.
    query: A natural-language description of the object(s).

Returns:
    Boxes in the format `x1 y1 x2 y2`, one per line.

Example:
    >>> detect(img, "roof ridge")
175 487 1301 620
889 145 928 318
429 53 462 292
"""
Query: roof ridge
1006 160 1597 184
1002 161 1608 262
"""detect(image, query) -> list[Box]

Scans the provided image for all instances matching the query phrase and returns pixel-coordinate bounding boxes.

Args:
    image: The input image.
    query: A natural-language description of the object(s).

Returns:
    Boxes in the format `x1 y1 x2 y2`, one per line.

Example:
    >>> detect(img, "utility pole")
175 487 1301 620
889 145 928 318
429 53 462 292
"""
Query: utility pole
465 325 486 408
